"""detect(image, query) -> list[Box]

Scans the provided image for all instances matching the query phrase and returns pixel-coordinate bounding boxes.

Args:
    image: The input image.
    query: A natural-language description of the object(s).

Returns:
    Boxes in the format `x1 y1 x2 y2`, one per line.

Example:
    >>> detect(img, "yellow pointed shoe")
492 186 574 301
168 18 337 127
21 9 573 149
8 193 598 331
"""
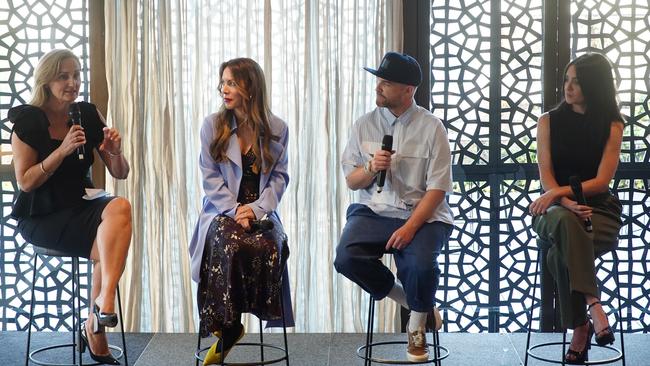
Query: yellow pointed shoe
203 324 245 365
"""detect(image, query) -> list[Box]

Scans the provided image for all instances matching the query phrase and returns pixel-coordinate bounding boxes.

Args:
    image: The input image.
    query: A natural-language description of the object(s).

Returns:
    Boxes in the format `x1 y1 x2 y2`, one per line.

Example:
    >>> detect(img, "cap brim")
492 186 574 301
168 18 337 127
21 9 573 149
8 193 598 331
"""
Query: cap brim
363 66 382 77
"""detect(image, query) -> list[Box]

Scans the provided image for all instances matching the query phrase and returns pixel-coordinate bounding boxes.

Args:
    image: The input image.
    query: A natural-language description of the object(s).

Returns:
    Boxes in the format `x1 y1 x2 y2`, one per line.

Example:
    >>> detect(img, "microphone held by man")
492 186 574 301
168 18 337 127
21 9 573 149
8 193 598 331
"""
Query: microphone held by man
376 134 393 193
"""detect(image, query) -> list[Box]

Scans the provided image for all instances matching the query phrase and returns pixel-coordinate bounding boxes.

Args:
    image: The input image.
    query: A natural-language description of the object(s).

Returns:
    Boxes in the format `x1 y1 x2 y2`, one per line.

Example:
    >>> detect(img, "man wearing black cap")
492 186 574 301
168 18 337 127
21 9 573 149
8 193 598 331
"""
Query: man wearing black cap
334 52 453 362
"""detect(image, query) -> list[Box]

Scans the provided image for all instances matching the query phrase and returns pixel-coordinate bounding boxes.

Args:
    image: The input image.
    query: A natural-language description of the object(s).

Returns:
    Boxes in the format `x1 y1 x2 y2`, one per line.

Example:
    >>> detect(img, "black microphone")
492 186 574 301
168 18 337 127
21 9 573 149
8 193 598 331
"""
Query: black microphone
68 103 85 160
376 135 393 193
249 219 274 233
569 175 593 232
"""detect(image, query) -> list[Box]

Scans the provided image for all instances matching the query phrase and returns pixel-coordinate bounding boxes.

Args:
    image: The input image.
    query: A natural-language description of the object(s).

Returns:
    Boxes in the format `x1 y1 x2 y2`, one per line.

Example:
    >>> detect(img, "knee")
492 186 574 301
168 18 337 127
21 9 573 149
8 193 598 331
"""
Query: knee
333 245 352 275
105 197 132 223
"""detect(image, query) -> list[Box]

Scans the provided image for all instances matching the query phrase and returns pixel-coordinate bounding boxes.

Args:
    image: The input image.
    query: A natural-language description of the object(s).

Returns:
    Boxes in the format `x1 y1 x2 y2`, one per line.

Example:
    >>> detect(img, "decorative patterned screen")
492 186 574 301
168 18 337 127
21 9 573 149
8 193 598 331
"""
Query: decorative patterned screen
0 0 90 331
433 0 650 333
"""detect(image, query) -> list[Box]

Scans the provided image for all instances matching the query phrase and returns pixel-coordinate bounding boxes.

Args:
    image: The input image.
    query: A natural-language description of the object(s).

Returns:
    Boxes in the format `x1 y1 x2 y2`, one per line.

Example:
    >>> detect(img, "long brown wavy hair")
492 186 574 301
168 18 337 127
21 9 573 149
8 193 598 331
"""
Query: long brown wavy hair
210 58 274 173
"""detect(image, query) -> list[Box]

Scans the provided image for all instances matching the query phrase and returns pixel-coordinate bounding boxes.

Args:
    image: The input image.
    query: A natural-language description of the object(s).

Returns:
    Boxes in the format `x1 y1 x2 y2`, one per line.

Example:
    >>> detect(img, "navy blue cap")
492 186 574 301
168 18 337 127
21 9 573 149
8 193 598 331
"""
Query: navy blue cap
363 52 422 86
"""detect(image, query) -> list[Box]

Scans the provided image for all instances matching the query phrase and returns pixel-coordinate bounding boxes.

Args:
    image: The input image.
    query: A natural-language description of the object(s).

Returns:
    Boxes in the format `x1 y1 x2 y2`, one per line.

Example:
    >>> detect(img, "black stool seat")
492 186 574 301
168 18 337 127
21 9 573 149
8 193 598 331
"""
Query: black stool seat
358 297 449 366
25 245 128 366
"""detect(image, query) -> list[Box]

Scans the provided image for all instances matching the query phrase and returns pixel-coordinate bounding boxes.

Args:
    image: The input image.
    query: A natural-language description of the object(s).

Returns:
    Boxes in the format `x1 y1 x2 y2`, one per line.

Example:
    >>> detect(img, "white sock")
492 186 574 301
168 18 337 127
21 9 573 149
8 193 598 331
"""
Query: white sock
409 311 427 332
387 281 409 309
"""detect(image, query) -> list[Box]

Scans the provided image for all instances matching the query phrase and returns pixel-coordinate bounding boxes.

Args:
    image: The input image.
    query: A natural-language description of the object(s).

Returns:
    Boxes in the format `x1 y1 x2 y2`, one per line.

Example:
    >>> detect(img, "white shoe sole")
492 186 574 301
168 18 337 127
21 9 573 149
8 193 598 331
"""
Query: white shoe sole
406 351 430 362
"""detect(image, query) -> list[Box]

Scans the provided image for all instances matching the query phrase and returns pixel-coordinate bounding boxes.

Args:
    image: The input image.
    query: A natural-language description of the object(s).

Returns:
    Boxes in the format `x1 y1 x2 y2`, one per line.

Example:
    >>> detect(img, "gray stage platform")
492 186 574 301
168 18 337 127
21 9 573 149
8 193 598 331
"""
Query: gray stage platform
1 331 647 365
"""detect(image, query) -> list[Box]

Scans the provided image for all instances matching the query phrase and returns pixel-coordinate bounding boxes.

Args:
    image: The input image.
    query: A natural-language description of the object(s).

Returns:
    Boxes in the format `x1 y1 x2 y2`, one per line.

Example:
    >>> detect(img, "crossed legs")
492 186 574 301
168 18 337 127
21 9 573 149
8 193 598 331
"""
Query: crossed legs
85 197 132 356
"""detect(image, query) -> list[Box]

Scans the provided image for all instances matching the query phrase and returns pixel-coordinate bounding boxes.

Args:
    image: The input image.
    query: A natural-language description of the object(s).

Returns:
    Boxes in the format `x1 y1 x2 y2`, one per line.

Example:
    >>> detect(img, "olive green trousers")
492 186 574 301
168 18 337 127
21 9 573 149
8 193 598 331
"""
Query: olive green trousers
532 193 622 329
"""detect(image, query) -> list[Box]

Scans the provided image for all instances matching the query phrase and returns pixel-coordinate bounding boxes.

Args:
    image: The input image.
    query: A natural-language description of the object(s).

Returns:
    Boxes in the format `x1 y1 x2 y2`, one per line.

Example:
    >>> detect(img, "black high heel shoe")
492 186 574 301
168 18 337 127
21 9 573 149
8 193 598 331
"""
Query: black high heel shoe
79 321 120 365
588 301 615 346
93 304 118 333
565 320 593 365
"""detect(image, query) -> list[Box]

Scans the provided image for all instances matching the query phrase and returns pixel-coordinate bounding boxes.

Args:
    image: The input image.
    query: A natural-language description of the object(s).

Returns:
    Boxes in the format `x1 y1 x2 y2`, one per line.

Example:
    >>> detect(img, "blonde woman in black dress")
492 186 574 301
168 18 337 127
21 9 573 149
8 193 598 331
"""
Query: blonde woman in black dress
10 49 132 365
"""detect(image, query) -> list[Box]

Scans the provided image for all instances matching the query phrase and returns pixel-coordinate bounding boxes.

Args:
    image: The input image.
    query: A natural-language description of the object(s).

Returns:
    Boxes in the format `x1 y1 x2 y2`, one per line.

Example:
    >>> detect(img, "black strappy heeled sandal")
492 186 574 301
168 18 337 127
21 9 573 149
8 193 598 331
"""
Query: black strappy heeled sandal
565 320 593 365
588 301 615 346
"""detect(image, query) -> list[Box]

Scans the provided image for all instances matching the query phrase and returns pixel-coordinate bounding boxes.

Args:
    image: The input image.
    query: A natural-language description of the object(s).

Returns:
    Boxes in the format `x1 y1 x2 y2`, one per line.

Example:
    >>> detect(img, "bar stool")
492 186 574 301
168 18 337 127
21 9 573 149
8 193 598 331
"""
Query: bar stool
194 285 290 366
25 246 128 366
356 296 449 365
524 239 626 365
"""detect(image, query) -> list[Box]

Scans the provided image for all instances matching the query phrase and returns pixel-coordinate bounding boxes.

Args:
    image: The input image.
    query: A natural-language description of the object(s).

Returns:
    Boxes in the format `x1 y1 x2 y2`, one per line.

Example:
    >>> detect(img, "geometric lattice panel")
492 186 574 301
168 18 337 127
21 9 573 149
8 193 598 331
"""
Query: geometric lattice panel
500 0 543 164
498 179 541 333
0 0 90 331
432 0 649 333
571 0 650 332
431 1 492 166
611 178 650 332
571 0 650 165
440 180 491 332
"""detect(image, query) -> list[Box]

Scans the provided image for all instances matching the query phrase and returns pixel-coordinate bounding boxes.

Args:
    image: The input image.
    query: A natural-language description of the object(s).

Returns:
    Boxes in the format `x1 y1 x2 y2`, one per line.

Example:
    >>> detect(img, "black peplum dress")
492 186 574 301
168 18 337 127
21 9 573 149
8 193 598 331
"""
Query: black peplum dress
9 102 116 258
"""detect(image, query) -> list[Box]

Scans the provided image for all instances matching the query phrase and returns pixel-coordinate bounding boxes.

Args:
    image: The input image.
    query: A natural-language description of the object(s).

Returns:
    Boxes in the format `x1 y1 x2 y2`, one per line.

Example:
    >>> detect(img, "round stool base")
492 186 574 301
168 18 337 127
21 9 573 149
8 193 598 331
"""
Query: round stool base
527 341 623 365
195 342 288 365
357 341 449 364
29 343 124 366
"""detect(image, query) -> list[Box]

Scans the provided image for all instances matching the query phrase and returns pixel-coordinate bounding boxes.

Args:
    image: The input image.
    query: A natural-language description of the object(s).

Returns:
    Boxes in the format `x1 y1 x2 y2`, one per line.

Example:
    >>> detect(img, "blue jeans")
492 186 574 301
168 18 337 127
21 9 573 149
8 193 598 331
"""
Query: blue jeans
334 204 452 312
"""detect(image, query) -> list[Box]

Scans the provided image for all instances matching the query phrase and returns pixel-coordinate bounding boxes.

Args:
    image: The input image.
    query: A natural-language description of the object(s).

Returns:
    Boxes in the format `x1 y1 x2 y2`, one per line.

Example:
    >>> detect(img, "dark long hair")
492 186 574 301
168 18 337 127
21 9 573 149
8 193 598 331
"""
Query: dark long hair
209 58 274 173
556 53 624 142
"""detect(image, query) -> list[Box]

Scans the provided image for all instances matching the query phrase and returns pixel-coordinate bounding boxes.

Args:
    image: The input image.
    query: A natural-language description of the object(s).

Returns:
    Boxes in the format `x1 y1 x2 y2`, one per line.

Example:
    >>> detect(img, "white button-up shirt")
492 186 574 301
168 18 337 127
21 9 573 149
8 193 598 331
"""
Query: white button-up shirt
341 101 454 225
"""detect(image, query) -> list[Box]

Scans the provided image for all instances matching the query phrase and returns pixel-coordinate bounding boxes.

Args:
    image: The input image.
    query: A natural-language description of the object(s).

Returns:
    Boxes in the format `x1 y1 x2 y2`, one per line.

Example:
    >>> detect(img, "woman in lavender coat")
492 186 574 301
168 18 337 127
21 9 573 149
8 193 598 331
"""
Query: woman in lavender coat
188 58 293 365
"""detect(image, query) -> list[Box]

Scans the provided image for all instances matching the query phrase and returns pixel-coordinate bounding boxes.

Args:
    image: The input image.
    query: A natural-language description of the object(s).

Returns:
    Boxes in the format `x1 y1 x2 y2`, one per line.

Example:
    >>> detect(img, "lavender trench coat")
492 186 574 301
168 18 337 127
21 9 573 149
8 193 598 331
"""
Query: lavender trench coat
189 113 294 327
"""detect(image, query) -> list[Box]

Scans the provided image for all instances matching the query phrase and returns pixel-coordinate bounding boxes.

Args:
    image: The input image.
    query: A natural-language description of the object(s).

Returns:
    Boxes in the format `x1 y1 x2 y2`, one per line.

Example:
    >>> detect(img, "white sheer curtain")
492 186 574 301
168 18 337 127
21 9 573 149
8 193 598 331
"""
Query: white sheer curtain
104 0 403 332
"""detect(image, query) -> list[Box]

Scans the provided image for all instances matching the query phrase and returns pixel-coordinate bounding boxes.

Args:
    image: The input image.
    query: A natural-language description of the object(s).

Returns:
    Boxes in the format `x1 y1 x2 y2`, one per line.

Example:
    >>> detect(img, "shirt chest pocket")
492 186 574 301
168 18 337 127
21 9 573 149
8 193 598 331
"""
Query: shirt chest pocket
394 145 429 189
398 145 429 159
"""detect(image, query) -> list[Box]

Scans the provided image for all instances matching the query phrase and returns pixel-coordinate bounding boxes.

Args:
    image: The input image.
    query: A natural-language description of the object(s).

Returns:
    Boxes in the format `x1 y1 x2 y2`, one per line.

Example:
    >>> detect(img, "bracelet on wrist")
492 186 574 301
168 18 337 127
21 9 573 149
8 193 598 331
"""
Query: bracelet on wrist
106 150 122 157
363 160 377 177
40 161 53 177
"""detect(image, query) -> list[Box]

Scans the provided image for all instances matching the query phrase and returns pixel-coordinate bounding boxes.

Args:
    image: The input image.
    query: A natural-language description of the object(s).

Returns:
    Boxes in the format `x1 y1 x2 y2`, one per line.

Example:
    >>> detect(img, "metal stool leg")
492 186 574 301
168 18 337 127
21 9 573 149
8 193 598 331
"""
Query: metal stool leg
259 317 265 363
72 257 81 365
364 297 375 366
117 285 128 365
613 251 625 366
280 286 290 366
195 322 202 366
561 331 567 366
524 247 541 366
25 253 39 366
72 257 83 366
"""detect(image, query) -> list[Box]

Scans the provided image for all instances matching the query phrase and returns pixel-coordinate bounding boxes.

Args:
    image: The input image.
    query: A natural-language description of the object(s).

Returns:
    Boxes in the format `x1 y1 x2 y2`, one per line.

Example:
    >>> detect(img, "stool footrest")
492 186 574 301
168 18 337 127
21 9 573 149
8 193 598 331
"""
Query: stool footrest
194 342 288 365
527 340 623 365
29 343 124 366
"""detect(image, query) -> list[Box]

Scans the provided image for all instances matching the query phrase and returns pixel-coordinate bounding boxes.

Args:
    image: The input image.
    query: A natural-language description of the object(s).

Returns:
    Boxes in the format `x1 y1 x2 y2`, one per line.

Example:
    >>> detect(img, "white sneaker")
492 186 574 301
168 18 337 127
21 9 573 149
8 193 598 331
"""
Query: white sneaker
406 320 429 362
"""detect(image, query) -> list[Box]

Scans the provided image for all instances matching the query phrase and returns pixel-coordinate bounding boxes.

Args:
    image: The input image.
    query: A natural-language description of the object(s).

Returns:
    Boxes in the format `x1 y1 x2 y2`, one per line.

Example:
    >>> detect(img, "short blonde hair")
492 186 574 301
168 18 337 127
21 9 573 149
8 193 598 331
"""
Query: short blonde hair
29 49 81 107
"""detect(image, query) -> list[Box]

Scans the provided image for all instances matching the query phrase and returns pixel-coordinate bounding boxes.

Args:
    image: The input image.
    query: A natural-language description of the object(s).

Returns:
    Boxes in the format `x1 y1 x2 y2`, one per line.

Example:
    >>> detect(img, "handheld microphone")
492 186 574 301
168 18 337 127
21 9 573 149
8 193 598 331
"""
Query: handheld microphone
569 176 593 232
376 135 393 193
68 103 85 160
249 219 274 233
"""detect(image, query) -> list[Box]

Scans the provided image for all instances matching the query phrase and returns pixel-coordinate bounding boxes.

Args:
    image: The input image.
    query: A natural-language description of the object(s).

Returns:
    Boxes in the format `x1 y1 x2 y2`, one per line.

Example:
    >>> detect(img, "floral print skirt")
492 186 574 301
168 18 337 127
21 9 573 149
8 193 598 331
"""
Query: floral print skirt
197 215 288 337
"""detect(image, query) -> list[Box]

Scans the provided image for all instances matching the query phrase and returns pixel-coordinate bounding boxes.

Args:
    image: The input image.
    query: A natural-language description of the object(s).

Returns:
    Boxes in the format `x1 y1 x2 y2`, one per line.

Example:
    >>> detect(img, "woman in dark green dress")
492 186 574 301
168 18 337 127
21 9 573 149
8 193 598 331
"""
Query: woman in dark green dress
529 53 624 364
